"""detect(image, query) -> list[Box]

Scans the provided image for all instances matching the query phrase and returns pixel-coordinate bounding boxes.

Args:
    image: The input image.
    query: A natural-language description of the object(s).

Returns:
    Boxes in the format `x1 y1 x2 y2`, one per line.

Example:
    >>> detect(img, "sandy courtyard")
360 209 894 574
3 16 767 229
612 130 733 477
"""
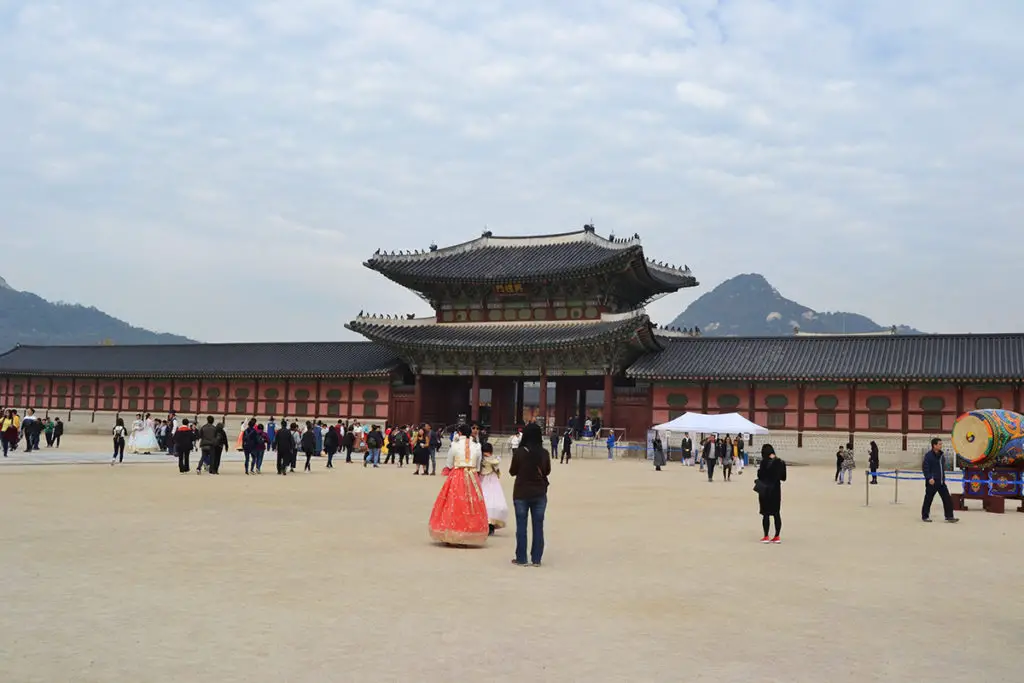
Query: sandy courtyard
1 449 1019 682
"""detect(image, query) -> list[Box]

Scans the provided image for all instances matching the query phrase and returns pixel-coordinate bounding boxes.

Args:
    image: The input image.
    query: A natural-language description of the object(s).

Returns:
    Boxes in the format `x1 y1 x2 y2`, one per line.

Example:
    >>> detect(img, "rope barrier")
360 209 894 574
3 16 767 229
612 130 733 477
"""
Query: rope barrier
869 470 1021 487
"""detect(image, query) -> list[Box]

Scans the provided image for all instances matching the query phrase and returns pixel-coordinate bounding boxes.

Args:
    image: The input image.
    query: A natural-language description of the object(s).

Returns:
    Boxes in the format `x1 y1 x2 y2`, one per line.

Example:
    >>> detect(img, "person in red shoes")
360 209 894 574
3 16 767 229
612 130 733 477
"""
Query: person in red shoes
428 423 489 547
756 444 786 544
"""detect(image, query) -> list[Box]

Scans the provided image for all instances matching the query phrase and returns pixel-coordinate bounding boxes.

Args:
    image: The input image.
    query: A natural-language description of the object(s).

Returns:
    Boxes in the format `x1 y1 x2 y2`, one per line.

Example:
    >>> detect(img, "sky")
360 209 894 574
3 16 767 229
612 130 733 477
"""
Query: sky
2 0 1023 342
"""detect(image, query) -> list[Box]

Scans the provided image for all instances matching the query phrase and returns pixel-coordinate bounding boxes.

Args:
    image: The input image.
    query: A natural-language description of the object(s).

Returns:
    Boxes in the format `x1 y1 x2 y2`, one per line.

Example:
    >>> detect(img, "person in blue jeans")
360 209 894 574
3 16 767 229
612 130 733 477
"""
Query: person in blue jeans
509 422 552 567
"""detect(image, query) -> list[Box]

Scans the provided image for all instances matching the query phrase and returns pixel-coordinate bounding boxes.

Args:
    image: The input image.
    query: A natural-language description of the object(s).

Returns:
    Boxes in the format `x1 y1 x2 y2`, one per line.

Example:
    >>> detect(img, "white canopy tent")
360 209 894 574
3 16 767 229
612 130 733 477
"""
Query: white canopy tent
652 412 770 435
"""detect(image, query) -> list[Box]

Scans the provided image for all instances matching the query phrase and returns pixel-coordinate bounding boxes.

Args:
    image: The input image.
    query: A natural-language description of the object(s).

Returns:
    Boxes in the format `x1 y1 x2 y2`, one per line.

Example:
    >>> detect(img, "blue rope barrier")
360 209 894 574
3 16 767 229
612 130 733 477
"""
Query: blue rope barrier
869 470 1022 489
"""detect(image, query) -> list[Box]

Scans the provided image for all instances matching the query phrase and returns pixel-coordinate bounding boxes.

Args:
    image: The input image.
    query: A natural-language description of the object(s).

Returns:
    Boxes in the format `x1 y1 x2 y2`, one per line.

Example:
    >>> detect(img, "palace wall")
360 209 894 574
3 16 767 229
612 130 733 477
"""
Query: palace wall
0 375 392 435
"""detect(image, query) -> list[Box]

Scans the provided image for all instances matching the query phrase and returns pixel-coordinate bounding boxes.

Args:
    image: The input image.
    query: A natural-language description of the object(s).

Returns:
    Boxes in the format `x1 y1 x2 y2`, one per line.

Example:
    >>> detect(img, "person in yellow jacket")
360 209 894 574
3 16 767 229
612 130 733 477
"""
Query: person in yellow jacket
1 409 19 457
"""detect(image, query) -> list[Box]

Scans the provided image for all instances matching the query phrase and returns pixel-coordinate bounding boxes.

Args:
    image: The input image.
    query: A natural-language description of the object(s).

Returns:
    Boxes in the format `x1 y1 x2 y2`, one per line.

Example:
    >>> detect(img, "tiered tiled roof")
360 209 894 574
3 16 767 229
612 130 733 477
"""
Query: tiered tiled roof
345 310 663 353
0 342 402 378
364 226 696 307
626 334 1024 383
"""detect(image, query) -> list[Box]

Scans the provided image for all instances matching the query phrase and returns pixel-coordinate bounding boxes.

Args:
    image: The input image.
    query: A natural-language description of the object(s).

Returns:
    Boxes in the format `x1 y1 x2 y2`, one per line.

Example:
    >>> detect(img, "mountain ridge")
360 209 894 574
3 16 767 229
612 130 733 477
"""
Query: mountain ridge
0 277 195 351
668 273 921 336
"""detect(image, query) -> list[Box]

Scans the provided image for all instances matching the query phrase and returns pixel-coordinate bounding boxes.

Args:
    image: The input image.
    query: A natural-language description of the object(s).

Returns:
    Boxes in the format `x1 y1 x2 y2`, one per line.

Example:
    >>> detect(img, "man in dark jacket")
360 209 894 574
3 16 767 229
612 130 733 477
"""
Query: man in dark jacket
922 437 959 523
681 433 693 465
703 435 718 481
197 416 218 475
174 419 194 473
365 426 383 467
211 422 228 474
275 424 294 475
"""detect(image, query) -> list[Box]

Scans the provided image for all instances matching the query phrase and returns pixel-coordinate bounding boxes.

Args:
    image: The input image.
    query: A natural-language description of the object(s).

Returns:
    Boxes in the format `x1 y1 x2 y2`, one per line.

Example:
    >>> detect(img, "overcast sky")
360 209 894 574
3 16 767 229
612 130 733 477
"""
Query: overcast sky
2 1 1023 342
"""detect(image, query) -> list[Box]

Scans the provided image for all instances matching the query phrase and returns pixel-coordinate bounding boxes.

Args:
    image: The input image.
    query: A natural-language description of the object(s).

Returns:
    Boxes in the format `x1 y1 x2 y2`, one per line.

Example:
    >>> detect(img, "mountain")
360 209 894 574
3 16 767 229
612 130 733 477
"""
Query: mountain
668 273 921 336
0 277 194 351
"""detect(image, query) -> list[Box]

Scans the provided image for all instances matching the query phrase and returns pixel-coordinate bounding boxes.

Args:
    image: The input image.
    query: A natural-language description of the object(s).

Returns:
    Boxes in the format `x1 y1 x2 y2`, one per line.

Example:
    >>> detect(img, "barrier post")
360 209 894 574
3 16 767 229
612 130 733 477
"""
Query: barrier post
865 469 870 507
894 468 900 504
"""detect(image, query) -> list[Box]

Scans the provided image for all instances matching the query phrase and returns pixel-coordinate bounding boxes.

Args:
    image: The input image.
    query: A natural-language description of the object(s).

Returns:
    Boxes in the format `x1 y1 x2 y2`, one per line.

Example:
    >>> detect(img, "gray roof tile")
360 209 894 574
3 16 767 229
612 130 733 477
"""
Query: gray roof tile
626 334 1024 382
0 342 402 378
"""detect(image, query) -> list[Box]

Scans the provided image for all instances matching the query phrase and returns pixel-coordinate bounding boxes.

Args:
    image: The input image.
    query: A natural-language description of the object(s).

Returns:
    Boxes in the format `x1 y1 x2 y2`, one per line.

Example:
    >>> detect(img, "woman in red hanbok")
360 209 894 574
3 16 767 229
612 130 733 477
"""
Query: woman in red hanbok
429 424 489 547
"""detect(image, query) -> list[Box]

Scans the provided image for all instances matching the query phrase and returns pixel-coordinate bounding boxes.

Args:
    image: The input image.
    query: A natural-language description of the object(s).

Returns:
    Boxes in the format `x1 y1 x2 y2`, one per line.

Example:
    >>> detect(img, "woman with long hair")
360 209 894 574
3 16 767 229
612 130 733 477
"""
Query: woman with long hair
428 424 489 547
112 417 128 465
756 444 787 544
869 441 880 484
509 422 552 566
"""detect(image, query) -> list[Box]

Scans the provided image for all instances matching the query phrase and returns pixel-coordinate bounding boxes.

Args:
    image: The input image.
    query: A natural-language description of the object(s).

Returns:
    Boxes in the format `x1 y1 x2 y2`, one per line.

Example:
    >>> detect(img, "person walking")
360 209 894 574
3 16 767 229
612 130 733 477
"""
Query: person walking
324 423 339 468
721 437 734 481
365 425 383 468
52 417 63 448
509 422 552 567
342 426 355 464
44 417 55 447
869 441 880 484
1 409 17 457
275 422 294 475
560 427 572 464
835 445 844 483
111 417 128 465
426 422 441 475
755 444 787 543
242 419 258 475
174 419 194 473
211 421 228 474
197 416 218 475
301 421 316 471
652 433 666 471
922 437 959 523
606 430 616 460
703 435 718 482
839 443 855 485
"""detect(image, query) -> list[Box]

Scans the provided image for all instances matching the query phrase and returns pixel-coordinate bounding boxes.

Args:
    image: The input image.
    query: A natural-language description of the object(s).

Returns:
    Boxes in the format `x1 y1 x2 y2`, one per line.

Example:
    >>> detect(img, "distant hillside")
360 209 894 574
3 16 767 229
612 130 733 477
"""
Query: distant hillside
669 273 921 336
0 276 194 351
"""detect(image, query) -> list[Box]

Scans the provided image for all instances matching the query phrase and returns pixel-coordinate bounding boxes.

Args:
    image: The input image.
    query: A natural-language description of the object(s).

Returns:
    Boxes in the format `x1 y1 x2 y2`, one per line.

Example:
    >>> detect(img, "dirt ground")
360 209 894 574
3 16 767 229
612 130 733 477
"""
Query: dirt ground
0 444 1018 683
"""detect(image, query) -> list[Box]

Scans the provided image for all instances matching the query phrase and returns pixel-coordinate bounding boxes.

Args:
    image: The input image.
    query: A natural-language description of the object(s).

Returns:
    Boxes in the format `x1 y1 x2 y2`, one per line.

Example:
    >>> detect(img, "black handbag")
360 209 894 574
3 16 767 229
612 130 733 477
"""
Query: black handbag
753 478 768 494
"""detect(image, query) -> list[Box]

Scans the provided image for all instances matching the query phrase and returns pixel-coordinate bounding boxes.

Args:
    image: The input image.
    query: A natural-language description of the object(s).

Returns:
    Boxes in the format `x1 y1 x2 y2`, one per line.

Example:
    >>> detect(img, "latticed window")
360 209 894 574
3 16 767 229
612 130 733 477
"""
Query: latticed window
815 395 838 429
234 388 250 415
78 385 91 410
12 383 23 407
102 386 116 411
975 397 1002 410
666 393 689 409
363 389 379 418
294 389 311 416
326 389 343 417
178 388 193 413
34 384 46 408
126 387 141 411
55 385 68 409
765 394 788 428
867 396 890 429
206 388 221 413
716 394 740 411
152 387 166 412
264 388 279 415
920 397 945 432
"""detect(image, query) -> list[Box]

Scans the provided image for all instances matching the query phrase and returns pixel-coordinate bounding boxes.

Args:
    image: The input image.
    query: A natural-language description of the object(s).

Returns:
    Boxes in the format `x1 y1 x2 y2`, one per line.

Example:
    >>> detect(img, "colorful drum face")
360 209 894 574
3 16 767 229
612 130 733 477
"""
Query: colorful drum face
951 409 1024 467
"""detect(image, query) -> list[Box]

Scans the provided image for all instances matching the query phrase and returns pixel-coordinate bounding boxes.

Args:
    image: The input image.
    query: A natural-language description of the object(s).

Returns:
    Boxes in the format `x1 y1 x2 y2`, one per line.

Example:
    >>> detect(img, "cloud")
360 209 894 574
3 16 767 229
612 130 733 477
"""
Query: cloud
0 0 1022 341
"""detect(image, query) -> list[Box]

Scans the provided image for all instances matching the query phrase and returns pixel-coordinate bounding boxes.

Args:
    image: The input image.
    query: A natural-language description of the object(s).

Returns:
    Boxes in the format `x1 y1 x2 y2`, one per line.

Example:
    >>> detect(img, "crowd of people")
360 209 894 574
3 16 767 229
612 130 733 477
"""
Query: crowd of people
1 408 64 456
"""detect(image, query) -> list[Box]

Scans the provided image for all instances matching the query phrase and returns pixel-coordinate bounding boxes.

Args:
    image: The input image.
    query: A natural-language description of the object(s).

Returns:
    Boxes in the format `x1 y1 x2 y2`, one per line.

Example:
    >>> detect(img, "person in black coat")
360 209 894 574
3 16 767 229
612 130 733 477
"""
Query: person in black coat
275 425 294 475
174 419 194 473
756 444 787 543
342 426 355 463
301 421 316 472
868 441 880 484
703 435 718 481
324 425 340 469
211 422 228 474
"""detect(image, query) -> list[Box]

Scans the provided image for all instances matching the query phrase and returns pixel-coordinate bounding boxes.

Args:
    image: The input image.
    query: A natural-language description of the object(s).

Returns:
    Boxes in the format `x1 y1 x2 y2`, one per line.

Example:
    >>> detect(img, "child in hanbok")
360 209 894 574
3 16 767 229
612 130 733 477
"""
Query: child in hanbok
428 424 489 546
479 442 509 535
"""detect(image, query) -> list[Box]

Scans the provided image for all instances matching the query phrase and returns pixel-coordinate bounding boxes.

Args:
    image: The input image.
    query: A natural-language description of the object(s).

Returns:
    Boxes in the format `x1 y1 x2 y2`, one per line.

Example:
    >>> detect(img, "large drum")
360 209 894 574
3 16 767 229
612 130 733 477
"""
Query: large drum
951 409 1024 469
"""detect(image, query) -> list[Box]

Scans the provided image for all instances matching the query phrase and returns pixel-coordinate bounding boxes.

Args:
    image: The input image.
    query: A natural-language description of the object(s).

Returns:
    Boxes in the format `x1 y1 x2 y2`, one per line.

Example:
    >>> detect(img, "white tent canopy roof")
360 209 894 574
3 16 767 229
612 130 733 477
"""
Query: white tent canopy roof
652 412 770 435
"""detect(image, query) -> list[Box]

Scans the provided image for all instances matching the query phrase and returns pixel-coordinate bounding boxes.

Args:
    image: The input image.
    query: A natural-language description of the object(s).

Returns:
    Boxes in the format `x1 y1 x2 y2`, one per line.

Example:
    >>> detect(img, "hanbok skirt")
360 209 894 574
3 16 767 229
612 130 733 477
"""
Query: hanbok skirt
479 472 509 528
429 467 489 546
130 427 159 453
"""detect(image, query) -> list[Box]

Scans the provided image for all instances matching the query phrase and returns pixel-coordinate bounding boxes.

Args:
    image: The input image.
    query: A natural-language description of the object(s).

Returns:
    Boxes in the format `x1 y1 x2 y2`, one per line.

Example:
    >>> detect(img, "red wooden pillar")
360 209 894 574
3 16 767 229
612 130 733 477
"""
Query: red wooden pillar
225 378 232 417
603 372 614 428
515 380 525 425
346 379 354 419
143 377 150 415
93 377 101 420
747 383 756 422
955 384 964 417
254 378 262 418
117 377 124 416
314 378 322 420
70 377 77 416
413 373 423 425
47 377 54 413
797 384 806 448
901 384 910 451
538 372 548 426
470 370 481 422
848 383 857 446
700 382 709 413
284 379 291 419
